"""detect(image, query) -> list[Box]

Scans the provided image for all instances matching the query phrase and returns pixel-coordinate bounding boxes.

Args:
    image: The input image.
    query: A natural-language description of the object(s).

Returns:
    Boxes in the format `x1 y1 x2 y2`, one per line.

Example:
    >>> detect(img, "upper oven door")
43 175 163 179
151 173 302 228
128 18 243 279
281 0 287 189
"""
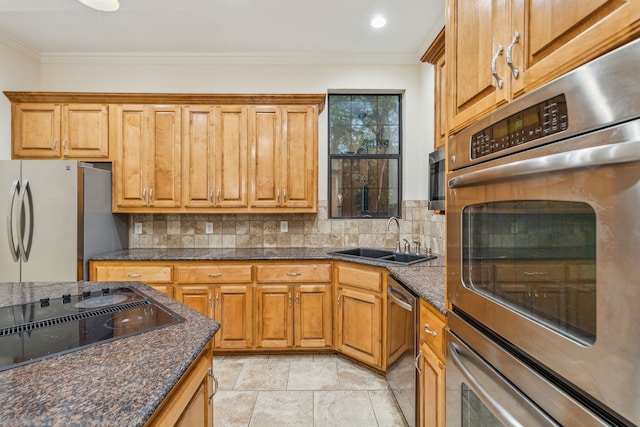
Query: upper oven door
446 118 640 426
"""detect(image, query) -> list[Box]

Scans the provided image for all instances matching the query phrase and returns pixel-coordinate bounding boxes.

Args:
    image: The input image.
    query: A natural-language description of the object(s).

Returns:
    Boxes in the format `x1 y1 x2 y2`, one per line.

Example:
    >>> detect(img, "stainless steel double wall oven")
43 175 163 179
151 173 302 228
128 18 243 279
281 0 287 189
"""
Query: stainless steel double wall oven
446 39 640 426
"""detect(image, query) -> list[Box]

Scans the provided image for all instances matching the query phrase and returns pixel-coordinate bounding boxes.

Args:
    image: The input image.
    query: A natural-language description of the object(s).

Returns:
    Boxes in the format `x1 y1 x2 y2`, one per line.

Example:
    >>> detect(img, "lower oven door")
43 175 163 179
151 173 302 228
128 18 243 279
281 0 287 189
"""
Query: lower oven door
447 118 640 425
447 312 609 427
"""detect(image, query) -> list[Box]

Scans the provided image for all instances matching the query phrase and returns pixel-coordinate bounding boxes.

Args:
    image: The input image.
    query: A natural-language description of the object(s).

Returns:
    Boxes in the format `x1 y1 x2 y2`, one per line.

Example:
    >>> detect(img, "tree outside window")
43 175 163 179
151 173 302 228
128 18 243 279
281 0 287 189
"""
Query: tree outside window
328 93 402 218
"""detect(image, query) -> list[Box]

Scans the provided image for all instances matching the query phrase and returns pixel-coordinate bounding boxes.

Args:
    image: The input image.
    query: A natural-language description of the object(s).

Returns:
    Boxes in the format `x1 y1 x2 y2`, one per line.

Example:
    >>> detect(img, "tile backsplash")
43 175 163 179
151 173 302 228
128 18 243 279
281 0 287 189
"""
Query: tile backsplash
128 200 446 255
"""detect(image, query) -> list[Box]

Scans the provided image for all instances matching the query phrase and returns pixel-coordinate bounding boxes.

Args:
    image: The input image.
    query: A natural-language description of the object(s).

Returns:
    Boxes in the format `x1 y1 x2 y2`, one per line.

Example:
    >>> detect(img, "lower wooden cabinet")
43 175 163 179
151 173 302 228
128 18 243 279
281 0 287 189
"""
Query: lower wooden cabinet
335 286 383 369
418 341 446 427
255 283 333 349
147 339 215 427
175 285 254 350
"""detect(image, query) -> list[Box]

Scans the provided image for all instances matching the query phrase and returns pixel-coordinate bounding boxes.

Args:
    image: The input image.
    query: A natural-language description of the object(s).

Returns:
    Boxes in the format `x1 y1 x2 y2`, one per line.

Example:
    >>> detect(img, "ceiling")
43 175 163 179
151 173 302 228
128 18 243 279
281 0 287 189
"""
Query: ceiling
0 0 445 64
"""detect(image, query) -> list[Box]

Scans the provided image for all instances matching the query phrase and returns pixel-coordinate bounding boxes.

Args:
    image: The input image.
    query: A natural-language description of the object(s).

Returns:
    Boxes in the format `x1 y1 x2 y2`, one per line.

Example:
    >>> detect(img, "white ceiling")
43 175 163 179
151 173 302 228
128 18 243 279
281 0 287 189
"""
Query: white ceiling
0 0 445 64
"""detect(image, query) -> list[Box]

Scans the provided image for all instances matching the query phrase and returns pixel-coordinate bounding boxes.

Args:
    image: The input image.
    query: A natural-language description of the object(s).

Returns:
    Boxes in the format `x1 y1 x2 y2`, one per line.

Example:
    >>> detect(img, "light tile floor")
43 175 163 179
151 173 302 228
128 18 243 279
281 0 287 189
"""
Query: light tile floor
213 354 408 427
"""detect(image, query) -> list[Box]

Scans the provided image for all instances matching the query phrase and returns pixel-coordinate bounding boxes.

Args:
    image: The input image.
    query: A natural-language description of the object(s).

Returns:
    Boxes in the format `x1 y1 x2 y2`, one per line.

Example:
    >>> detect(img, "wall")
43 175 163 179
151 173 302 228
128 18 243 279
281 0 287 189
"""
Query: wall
0 35 41 159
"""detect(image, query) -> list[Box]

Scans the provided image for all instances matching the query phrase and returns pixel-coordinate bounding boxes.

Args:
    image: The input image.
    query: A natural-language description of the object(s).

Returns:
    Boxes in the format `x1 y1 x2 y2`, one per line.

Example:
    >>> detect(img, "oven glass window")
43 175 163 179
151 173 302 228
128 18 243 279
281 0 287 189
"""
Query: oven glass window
462 201 596 344
461 384 503 426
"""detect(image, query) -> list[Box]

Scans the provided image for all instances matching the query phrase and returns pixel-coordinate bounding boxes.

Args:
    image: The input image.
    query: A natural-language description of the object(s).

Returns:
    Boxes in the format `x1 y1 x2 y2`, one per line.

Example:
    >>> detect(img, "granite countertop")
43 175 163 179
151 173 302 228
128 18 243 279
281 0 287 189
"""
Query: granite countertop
93 247 446 314
0 281 220 427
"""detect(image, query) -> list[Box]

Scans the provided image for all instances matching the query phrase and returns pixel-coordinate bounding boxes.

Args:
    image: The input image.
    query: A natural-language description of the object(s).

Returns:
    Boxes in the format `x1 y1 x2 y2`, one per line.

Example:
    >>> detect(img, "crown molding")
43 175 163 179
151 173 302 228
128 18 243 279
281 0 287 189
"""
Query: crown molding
0 30 40 61
39 51 422 66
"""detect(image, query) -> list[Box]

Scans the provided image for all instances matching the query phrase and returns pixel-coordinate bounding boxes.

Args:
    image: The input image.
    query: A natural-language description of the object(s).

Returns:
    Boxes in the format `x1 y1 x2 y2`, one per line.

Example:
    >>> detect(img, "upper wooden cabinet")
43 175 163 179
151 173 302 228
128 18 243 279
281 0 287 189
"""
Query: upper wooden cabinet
182 106 249 209
446 0 640 134
112 104 182 211
10 102 109 160
422 28 447 151
249 105 318 211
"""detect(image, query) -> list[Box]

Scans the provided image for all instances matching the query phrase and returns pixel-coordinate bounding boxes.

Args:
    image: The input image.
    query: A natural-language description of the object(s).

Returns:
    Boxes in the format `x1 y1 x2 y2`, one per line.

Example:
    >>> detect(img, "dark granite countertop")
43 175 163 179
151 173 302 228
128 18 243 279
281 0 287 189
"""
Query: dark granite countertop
0 281 220 427
92 247 446 314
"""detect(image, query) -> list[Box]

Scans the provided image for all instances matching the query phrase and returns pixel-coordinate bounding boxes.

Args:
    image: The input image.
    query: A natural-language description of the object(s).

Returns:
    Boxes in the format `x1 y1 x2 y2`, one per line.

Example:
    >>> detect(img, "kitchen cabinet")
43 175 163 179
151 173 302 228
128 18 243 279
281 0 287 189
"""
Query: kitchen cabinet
334 262 385 370
254 262 333 349
90 261 175 297
146 339 215 427
446 0 640 134
421 28 447 151
418 299 446 427
175 264 254 349
10 102 109 160
112 104 182 211
249 106 318 212
182 106 248 209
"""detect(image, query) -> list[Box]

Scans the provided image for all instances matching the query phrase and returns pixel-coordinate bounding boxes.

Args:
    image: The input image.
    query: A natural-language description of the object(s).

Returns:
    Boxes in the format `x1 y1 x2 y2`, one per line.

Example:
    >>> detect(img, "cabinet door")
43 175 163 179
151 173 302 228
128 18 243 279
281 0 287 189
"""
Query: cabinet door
12 103 61 158
418 342 446 427
175 286 212 318
148 106 182 208
183 106 216 208
255 285 294 348
213 285 254 349
281 106 317 209
447 0 509 134
249 106 282 208
113 104 149 208
215 106 248 208
511 0 640 97
62 104 109 159
336 286 382 369
295 284 332 348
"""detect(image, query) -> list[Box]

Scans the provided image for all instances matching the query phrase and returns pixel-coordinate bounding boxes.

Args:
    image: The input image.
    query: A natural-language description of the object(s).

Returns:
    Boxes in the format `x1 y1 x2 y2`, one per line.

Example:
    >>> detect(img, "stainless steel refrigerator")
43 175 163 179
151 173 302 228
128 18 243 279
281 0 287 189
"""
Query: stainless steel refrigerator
0 160 128 282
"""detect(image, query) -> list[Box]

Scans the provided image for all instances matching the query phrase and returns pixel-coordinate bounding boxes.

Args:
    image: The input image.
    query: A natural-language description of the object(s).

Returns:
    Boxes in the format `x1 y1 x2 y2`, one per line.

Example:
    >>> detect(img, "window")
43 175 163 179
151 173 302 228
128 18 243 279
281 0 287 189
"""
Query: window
328 93 402 218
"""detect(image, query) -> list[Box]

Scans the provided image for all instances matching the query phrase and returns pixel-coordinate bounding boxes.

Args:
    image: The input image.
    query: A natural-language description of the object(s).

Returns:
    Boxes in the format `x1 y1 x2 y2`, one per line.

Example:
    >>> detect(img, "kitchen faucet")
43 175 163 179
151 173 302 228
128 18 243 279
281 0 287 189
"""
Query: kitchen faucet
386 216 401 252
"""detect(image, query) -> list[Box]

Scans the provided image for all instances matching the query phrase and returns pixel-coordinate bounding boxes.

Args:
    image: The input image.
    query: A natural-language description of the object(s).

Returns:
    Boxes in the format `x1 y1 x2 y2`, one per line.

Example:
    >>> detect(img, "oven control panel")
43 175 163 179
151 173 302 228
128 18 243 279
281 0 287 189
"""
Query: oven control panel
470 95 568 160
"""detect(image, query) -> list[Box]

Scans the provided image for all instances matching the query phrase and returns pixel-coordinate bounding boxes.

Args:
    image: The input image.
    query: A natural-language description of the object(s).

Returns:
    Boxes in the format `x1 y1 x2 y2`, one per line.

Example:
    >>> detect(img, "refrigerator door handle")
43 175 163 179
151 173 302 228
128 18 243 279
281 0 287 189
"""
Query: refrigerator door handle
17 178 34 262
6 179 20 262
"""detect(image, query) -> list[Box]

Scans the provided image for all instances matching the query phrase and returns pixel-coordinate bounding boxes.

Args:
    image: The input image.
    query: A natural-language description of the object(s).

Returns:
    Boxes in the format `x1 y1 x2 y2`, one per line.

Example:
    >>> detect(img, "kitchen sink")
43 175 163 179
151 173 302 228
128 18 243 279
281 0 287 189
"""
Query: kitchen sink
328 248 436 265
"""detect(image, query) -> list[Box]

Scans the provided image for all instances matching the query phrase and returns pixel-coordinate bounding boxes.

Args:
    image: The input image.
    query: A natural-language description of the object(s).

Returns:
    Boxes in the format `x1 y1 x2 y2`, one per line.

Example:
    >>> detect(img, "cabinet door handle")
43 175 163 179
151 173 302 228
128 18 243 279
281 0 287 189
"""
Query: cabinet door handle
415 350 423 376
62 138 68 153
283 188 287 202
216 189 220 204
337 294 341 309
506 31 520 79
288 292 292 307
286 272 302 277
215 293 219 307
127 273 142 277
209 294 212 308
296 291 300 306
207 273 223 278
491 44 504 89
277 189 280 203
52 139 58 151
142 188 147 203
424 323 437 337
209 189 214 202
208 368 219 403
149 188 153 203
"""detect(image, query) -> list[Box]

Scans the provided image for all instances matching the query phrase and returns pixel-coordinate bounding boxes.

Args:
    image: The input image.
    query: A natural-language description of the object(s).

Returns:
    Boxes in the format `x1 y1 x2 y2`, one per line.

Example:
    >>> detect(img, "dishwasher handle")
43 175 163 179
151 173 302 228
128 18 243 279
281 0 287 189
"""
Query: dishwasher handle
387 282 414 312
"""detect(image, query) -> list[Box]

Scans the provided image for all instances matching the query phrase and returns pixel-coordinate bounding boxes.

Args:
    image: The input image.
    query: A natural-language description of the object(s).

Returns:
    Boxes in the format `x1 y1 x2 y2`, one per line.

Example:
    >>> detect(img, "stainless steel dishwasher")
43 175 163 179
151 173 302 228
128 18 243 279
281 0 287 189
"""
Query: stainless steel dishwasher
386 277 418 427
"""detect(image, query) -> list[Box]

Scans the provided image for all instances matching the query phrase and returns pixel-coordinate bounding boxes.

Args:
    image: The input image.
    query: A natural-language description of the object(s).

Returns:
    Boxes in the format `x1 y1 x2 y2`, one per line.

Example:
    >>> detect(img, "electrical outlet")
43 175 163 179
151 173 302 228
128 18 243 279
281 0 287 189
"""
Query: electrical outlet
205 222 214 234
280 220 288 233
134 223 143 234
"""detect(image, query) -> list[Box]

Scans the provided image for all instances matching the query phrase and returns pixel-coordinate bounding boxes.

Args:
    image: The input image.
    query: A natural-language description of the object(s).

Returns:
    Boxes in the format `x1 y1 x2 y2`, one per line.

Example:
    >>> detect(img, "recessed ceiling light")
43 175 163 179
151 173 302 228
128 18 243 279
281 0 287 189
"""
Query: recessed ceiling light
370 15 386 29
77 0 120 12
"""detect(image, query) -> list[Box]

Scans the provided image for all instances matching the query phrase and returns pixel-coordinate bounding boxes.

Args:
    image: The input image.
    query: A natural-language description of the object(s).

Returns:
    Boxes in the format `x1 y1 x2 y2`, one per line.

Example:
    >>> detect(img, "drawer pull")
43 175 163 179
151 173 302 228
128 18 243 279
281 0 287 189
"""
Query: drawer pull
424 323 437 337
286 272 302 277
207 273 223 278
127 273 142 278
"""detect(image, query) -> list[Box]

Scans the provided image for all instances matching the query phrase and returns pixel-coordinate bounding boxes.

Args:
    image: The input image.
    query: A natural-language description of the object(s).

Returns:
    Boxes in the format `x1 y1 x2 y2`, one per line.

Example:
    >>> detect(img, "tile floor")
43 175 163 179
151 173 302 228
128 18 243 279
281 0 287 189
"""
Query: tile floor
213 353 408 427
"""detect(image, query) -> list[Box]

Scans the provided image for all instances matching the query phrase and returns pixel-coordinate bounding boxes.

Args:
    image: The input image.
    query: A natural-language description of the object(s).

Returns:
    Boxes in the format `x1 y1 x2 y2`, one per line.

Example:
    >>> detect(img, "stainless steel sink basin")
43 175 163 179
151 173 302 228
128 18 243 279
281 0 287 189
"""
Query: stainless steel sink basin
328 248 436 265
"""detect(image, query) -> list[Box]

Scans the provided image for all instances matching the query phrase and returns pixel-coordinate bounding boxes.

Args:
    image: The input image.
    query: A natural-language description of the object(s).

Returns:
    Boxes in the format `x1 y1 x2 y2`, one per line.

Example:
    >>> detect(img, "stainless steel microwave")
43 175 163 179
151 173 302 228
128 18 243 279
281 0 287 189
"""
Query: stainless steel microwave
428 146 445 211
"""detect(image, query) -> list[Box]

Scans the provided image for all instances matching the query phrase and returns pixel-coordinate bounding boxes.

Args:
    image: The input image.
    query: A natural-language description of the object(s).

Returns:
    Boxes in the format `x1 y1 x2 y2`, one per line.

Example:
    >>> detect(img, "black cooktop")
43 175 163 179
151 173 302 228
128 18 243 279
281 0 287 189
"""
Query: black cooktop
0 287 183 372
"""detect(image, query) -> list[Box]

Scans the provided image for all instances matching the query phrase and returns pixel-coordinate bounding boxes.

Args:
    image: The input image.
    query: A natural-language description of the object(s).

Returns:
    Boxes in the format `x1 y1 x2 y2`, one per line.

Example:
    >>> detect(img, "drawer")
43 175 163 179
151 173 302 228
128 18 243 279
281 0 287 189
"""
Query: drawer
419 299 446 361
255 263 331 283
336 264 382 292
93 264 173 283
176 264 253 284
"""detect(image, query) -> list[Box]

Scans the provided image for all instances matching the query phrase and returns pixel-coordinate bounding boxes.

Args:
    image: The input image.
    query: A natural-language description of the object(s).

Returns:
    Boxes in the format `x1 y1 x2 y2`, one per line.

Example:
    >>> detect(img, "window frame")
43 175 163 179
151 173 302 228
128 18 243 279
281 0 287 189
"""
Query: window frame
327 92 403 219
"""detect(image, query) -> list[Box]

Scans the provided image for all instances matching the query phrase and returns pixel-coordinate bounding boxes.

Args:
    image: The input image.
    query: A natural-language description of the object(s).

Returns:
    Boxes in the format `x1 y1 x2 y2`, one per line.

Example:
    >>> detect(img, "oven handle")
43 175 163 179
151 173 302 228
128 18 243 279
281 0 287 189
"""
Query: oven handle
448 139 640 188
448 340 524 427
